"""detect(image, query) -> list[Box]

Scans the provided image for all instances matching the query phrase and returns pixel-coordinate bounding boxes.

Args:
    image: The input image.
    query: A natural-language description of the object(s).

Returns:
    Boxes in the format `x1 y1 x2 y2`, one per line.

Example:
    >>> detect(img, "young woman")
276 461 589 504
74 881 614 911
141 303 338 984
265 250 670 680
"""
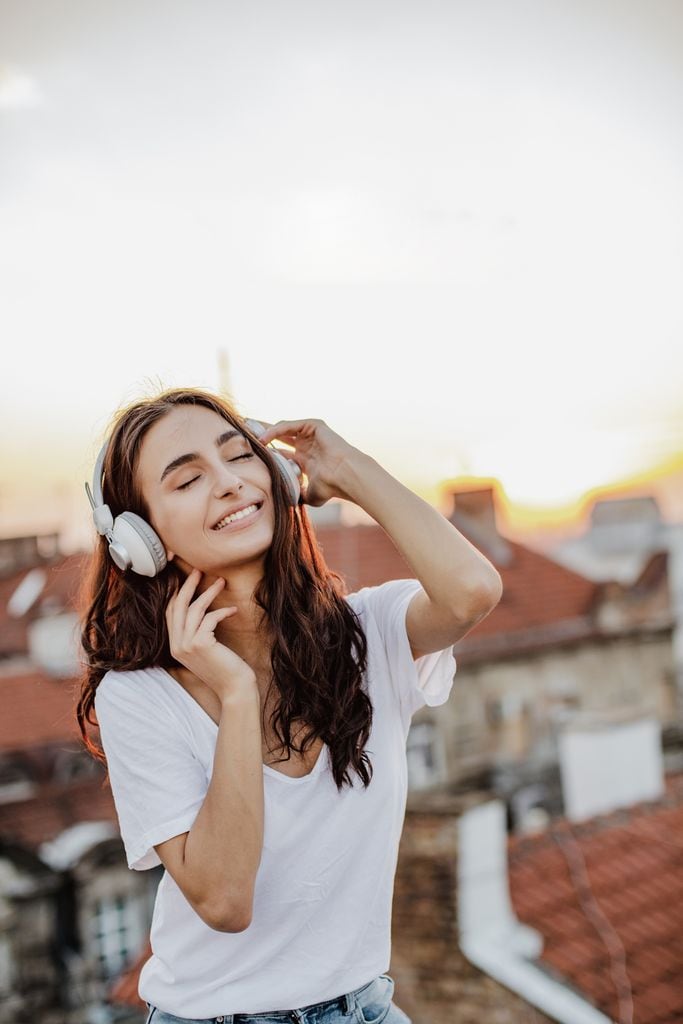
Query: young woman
77 387 502 1024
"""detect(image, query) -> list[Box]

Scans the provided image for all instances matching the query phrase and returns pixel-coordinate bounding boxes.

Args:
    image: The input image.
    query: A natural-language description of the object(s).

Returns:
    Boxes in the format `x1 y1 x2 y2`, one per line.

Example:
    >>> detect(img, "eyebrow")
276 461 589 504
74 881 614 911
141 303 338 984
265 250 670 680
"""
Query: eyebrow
159 429 246 483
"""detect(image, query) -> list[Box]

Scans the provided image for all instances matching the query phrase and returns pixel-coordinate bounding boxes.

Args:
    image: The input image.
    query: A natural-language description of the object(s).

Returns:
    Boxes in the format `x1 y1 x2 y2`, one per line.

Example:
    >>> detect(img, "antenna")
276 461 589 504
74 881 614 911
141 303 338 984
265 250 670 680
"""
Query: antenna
217 347 233 399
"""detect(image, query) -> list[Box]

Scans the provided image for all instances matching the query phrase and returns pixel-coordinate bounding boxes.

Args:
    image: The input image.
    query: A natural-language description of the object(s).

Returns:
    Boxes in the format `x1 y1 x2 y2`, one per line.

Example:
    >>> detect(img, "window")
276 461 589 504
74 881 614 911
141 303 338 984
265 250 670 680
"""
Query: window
407 721 446 790
486 692 529 727
90 894 146 980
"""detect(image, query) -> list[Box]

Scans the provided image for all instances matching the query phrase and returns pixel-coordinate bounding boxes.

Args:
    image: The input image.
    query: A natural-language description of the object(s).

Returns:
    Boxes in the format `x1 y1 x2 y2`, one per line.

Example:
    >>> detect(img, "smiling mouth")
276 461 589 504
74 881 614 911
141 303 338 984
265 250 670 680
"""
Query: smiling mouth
212 502 263 531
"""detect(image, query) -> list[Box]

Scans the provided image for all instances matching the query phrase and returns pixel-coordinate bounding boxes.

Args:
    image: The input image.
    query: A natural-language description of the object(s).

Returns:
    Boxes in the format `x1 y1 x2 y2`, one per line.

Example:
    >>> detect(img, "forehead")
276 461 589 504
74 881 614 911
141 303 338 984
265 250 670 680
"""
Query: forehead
136 405 240 481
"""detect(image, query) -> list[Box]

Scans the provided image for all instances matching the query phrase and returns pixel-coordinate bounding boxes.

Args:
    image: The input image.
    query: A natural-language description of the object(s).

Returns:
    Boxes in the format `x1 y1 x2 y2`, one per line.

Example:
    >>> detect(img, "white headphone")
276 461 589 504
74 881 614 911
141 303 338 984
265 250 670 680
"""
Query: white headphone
85 418 302 577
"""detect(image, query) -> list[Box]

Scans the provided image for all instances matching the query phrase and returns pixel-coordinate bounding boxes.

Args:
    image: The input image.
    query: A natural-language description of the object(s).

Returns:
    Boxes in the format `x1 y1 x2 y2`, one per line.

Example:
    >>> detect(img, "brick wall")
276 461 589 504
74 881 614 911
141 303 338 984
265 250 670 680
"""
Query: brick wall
390 790 554 1024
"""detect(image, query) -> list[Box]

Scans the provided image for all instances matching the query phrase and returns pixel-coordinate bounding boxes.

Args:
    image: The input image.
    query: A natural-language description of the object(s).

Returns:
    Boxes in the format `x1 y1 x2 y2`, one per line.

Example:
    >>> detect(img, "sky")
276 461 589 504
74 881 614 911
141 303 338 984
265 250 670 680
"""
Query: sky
1 0 682 551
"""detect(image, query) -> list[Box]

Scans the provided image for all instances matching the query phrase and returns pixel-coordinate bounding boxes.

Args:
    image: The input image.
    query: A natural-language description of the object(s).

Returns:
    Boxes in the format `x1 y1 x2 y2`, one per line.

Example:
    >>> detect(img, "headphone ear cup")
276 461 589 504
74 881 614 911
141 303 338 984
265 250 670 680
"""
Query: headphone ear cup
113 513 168 577
269 450 301 506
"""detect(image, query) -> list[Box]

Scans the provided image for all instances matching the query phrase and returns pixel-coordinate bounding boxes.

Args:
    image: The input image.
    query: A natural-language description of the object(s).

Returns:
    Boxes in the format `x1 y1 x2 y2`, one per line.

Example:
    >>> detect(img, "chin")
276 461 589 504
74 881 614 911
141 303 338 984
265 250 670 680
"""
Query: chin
207 542 275 572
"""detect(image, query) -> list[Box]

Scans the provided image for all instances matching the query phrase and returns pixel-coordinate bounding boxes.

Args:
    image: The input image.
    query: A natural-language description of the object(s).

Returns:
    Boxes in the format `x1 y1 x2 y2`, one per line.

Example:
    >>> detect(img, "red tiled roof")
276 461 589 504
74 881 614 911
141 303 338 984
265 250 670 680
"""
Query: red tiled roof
315 522 421 591
0 665 116 851
507 775 683 1024
0 671 82 751
0 553 88 656
0 776 116 852
316 522 624 663
467 539 598 635
316 522 601 630
4 513 659 672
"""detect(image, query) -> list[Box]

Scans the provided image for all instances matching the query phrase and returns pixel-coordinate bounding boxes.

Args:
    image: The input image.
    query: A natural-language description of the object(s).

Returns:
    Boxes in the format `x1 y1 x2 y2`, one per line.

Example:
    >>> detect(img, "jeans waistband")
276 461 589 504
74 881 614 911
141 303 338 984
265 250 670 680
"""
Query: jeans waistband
148 974 379 1023
215 982 362 1022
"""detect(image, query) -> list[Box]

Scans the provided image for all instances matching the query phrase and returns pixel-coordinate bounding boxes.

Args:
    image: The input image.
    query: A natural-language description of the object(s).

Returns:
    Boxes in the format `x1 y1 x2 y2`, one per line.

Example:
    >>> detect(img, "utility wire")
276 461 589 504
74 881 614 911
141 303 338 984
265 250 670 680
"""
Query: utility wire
551 825 634 1024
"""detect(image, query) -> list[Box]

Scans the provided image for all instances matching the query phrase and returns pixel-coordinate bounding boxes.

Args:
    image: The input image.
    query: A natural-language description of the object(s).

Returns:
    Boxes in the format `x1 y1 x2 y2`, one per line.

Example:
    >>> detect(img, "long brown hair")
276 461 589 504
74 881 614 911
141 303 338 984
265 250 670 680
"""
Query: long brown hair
76 387 372 791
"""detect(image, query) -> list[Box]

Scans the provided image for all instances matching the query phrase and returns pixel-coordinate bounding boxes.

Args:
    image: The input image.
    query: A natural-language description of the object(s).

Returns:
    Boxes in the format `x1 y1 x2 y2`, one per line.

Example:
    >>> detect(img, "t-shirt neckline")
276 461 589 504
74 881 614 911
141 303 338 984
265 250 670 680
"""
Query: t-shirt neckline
158 667 327 783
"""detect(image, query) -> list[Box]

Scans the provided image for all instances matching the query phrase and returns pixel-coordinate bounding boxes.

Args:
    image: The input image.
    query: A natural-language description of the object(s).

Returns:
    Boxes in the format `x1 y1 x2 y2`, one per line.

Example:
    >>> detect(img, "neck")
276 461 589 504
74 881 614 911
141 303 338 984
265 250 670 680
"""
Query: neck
207 567 274 676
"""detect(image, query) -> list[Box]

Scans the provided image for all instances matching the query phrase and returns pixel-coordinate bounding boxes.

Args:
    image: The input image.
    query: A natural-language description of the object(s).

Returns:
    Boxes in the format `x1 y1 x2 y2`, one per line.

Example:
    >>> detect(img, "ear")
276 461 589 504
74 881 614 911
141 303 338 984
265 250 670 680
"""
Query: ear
166 549 175 562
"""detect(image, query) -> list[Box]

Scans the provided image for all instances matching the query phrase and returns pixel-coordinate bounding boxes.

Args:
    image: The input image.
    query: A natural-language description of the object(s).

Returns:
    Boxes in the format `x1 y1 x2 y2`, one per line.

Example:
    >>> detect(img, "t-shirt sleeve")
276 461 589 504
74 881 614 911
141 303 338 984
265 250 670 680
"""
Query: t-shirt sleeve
350 578 457 729
94 672 209 871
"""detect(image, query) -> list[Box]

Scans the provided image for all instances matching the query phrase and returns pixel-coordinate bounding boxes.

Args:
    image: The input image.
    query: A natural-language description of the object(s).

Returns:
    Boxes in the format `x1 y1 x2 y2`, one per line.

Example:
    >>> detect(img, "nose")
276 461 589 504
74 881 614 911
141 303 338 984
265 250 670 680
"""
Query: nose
211 458 245 498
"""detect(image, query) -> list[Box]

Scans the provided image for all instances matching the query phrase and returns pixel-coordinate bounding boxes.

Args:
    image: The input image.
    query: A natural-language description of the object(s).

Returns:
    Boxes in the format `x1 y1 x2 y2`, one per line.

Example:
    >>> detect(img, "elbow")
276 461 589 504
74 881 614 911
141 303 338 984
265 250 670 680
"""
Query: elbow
462 573 503 622
201 898 253 934
214 912 253 934
482 571 503 609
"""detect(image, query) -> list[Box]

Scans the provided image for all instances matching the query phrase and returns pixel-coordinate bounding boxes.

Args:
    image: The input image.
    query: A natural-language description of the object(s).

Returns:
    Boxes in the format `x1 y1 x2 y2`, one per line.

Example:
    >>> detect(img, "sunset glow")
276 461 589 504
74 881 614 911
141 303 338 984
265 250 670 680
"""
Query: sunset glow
0 1 681 552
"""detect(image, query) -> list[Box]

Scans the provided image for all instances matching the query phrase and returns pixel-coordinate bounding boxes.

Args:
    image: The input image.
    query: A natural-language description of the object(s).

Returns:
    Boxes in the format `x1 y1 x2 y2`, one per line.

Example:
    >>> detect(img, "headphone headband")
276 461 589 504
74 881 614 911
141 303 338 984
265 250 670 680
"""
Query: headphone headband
84 443 112 535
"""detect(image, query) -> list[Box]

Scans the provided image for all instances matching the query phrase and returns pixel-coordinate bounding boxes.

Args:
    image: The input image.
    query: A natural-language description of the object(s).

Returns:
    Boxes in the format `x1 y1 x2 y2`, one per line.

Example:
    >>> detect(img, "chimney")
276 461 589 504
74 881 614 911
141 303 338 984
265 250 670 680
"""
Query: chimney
446 486 512 566
27 612 81 677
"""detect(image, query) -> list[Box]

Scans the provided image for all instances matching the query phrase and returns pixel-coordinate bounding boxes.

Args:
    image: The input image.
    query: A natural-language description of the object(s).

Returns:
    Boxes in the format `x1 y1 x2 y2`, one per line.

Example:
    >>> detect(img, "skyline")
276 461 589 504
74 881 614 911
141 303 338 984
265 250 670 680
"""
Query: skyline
1 397 681 557
1 0 681 550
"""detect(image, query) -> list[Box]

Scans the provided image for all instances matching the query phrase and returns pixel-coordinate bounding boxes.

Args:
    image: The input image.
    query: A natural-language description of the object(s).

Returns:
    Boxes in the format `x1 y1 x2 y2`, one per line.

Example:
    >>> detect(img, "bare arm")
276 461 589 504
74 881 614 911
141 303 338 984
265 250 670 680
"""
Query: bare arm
155 569 264 932
337 451 501 609
336 450 503 654
157 682 263 932
256 418 502 632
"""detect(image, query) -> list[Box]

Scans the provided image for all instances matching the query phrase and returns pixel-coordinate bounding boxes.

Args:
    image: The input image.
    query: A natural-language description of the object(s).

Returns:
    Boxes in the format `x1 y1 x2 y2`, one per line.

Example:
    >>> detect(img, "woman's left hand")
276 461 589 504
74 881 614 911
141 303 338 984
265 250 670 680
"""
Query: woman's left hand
255 418 359 506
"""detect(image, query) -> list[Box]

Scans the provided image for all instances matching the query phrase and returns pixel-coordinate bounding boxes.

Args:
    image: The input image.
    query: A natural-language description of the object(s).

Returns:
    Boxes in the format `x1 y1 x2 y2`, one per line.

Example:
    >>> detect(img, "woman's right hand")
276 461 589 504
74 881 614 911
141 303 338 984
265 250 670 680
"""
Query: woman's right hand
165 568 258 702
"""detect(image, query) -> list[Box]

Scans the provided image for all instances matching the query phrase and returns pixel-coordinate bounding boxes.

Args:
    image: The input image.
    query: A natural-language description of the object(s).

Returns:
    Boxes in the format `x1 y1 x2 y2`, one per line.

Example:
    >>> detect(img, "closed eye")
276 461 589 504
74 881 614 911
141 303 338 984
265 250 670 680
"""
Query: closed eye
176 476 199 491
176 452 254 490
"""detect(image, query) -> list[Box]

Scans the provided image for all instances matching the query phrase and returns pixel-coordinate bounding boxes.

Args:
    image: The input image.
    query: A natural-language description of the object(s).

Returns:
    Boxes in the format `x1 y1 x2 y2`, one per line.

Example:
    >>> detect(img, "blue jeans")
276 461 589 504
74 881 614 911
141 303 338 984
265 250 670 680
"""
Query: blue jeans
144 973 412 1024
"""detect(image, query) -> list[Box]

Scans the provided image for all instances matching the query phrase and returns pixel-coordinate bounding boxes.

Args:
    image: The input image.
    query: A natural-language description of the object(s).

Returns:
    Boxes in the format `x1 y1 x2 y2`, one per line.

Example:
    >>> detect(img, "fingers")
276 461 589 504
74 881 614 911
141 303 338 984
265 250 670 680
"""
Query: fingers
184 576 226 634
166 569 232 647
258 419 315 445
173 568 221 612
173 567 201 609
198 606 238 634
166 567 201 637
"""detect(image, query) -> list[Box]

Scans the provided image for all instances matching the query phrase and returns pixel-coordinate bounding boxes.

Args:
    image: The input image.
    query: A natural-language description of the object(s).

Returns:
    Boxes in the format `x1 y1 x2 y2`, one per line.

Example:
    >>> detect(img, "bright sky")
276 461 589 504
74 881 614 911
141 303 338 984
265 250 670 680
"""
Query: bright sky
1 0 682 550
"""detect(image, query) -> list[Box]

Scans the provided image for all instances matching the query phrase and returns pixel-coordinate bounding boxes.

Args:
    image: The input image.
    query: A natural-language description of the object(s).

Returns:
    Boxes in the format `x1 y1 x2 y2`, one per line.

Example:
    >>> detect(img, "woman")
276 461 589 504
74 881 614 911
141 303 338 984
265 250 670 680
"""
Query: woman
77 387 502 1024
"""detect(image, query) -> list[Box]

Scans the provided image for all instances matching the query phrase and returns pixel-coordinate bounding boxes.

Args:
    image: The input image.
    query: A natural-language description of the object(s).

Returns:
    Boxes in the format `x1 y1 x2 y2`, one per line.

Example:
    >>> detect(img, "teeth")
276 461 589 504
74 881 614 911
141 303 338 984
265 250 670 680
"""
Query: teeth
214 504 259 530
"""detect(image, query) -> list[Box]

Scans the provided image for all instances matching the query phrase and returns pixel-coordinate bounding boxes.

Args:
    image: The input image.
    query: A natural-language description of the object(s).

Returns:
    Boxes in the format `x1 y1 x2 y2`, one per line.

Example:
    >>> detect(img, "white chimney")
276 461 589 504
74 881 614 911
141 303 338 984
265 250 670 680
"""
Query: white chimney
27 612 81 677
558 710 664 822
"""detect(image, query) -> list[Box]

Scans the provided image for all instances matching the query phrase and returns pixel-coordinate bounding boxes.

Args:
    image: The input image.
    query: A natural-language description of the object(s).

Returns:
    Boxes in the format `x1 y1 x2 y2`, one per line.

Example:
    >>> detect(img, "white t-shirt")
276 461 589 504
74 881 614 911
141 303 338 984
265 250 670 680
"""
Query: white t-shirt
94 578 456 1017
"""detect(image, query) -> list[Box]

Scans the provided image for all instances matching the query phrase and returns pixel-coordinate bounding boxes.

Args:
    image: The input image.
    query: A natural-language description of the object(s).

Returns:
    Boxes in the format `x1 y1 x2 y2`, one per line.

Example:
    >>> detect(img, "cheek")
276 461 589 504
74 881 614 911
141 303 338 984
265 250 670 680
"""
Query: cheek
150 503 195 547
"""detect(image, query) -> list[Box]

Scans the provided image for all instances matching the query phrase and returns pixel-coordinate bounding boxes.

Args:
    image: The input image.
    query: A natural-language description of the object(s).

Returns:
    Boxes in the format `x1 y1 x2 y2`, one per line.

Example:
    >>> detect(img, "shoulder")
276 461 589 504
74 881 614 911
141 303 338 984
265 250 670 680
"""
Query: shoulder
94 667 200 763
94 666 169 713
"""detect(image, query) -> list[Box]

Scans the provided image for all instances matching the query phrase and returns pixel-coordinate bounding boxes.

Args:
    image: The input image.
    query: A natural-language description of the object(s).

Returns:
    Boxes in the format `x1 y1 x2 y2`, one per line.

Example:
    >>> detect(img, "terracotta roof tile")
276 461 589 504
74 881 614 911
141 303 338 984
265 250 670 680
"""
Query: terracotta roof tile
2 512 659 675
0 670 82 751
0 776 115 850
317 520 669 664
508 775 683 1023
0 553 87 656
314 522 602 637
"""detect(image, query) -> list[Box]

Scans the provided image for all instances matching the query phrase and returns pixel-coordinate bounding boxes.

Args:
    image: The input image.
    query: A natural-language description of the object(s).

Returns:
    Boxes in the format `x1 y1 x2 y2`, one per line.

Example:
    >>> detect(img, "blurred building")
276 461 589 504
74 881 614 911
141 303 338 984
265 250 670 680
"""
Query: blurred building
315 487 678 829
457 711 683 1024
549 495 683 695
0 542 158 1022
0 486 681 1021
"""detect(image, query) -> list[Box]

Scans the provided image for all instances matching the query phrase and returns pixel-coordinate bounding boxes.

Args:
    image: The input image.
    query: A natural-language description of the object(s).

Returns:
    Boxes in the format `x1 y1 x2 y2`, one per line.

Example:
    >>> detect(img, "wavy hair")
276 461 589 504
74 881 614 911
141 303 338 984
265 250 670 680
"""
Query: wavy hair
76 387 372 791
